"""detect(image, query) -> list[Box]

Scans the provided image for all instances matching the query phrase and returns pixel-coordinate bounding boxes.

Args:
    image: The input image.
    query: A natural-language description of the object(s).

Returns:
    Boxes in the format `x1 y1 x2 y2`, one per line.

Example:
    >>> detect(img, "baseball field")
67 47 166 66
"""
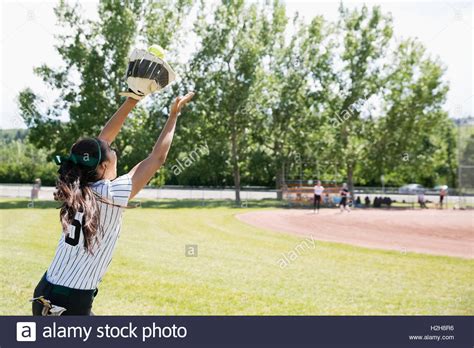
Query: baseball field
0 198 472 315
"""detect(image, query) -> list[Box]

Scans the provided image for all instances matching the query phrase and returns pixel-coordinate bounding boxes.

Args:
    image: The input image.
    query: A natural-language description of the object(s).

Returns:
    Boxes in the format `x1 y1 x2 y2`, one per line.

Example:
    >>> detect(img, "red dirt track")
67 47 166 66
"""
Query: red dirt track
236 209 474 259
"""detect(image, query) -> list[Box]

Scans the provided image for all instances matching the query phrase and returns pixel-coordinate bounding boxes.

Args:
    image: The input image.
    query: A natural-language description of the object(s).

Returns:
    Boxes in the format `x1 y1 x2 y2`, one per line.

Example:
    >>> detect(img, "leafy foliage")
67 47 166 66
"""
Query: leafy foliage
0 140 57 185
17 0 457 193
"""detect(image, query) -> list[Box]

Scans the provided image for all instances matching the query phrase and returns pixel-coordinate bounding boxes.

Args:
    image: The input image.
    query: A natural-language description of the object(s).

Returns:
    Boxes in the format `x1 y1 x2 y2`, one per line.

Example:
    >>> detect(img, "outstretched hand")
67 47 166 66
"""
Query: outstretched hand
170 92 195 117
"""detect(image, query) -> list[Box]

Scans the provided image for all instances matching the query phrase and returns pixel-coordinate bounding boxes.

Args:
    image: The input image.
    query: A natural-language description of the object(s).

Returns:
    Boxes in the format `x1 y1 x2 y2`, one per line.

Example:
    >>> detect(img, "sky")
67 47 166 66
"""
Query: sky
0 0 472 129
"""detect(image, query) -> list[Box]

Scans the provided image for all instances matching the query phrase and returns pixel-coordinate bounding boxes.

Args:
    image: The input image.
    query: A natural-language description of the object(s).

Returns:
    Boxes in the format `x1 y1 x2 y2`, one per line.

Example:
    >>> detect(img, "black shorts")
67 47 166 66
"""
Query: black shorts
314 194 321 202
32 272 97 316
340 197 347 207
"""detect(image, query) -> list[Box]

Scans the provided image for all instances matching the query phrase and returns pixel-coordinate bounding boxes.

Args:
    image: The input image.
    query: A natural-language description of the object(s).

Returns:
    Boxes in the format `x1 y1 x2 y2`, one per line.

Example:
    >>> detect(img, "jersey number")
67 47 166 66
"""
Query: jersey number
65 212 84 247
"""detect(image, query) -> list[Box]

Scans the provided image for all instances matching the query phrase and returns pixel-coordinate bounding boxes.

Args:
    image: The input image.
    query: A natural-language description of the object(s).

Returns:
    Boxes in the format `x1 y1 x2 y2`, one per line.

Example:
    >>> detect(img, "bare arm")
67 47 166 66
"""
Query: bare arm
128 92 194 199
98 98 139 145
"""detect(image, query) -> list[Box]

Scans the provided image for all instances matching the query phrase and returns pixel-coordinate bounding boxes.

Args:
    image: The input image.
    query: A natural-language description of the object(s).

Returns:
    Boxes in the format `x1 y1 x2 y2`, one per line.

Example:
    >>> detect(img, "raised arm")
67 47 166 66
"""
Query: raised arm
98 98 139 145
128 92 194 199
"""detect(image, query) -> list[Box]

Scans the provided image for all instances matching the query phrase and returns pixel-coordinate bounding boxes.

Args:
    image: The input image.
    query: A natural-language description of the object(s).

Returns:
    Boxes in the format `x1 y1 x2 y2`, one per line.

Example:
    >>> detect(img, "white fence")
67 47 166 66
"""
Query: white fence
1 183 473 205
0 184 277 201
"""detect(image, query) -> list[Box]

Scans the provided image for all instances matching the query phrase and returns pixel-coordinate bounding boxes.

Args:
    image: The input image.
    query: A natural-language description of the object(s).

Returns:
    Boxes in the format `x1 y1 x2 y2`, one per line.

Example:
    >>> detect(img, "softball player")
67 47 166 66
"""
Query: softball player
439 186 447 209
339 183 351 213
313 180 324 214
32 90 194 315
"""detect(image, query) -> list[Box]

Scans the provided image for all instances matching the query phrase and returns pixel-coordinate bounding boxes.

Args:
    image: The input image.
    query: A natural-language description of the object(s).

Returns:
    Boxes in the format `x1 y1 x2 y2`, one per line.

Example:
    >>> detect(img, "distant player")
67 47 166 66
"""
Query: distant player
313 180 324 213
418 190 427 209
30 178 41 207
439 186 447 209
339 183 350 213
32 91 194 316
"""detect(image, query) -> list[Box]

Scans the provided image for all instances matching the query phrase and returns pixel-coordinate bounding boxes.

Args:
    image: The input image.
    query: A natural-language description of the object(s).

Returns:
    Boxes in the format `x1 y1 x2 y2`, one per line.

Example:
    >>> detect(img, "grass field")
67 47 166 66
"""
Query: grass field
0 198 472 315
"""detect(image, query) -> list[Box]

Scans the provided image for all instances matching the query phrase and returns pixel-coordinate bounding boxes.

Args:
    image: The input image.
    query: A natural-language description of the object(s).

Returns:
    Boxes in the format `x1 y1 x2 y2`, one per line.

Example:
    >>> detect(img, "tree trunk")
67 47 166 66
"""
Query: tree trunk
230 115 241 204
347 163 354 196
276 160 285 200
274 139 285 200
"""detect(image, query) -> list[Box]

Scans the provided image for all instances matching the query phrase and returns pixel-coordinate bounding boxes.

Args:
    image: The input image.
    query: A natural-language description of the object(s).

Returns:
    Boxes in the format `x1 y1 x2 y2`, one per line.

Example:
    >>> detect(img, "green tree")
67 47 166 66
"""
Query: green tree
367 39 451 187
18 0 192 177
324 5 393 192
0 140 57 185
185 0 269 202
16 0 456 195
20 0 140 155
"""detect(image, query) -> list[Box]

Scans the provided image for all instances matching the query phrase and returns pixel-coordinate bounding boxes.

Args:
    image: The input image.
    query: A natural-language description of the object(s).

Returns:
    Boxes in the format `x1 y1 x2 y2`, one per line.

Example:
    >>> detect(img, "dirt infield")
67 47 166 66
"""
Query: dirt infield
236 209 474 259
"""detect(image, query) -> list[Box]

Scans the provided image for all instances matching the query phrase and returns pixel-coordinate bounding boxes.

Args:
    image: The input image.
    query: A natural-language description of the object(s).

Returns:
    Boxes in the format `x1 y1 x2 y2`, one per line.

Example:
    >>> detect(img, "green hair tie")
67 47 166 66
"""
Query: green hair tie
54 138 102 169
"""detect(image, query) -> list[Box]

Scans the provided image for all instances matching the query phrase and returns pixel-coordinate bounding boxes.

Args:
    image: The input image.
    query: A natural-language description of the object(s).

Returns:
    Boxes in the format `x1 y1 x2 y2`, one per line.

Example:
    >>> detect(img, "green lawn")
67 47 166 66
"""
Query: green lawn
0 199 472 315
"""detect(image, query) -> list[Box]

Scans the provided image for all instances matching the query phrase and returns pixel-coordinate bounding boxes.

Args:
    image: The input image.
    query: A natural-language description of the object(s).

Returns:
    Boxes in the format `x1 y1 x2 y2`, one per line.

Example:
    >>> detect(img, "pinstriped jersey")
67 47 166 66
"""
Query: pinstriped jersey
46 174 132 290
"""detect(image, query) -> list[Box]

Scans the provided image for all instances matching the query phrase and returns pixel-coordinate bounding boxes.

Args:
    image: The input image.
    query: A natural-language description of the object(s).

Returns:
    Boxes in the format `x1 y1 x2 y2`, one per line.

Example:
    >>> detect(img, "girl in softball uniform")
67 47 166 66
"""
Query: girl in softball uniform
313 180 324 213
32 93 194 316
339 183 351 213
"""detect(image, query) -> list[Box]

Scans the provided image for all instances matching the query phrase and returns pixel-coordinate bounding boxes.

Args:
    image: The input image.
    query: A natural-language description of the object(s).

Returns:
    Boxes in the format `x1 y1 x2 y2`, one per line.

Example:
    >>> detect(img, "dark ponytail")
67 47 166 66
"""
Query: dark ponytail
54 137 110 254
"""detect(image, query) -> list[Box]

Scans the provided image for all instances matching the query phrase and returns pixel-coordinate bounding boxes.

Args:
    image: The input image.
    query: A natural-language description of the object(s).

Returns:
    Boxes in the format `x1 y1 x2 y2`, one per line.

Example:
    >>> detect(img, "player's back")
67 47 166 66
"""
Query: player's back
46 174 132 290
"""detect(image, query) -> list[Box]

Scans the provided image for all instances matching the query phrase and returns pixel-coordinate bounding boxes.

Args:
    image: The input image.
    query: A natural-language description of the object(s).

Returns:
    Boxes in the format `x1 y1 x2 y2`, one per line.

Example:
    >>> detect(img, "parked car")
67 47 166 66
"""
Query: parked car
398 184 425 194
